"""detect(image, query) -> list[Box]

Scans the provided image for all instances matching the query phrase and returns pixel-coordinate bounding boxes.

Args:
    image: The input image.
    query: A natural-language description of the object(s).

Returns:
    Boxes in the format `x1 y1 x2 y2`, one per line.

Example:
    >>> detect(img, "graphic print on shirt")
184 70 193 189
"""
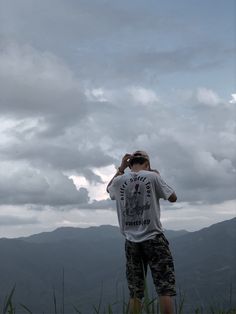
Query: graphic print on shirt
119 174 151 227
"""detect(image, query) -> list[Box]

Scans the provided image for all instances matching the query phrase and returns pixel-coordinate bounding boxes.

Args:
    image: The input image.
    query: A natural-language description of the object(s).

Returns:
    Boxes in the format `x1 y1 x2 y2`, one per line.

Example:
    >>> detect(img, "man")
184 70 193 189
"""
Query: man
106 151 177 314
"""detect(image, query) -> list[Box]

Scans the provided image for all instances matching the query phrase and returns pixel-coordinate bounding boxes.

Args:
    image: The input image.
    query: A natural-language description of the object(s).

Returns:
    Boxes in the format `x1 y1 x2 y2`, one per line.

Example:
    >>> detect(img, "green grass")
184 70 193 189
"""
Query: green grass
1 285 236 314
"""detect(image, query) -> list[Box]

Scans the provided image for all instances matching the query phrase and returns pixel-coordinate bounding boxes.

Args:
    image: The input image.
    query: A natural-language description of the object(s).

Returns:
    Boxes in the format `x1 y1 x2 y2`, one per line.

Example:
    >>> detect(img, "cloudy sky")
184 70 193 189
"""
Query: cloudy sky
0 0 235 238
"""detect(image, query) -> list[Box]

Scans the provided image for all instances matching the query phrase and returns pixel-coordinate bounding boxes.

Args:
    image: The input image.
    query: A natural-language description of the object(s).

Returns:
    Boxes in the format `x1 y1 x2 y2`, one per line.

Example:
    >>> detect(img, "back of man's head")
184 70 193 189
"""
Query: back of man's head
129 150 150 169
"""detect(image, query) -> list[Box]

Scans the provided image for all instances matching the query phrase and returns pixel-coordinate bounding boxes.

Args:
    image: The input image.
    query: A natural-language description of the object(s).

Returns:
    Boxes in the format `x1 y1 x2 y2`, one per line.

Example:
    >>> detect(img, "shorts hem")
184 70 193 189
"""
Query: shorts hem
158 292 177 297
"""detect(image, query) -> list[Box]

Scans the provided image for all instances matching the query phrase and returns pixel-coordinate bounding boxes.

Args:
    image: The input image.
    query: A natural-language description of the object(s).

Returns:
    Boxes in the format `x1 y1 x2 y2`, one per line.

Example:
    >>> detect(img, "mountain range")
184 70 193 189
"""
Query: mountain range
0 218 235 313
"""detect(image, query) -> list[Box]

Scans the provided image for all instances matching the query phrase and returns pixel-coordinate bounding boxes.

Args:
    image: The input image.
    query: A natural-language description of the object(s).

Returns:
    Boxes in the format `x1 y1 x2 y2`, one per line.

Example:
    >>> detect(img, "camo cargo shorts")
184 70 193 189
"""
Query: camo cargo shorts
125 233 176 300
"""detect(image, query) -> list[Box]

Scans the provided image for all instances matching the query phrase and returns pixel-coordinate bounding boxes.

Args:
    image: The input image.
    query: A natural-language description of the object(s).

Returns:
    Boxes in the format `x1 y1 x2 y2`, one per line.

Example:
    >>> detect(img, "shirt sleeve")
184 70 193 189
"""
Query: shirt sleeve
107 184 116 200
107 176 120 200
155 174 174 200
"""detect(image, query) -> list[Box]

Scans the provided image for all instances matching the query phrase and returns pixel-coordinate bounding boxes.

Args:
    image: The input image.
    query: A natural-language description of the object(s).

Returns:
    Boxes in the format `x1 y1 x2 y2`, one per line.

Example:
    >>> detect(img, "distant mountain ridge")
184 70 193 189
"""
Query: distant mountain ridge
18 224 189 243
0 218 235 314
171 217 236 308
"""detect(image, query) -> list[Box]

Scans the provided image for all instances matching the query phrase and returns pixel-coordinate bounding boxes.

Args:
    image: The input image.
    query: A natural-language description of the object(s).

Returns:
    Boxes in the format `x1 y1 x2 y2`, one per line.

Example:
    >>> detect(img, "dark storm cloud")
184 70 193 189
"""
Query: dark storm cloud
2 140 113 176
0 161 90 206
0 0 179 50
0 42 115 186
0 43 235 207
75 44 232 85
1 0 234 86
0 43 87 130
0 0 235 213
151 137 236 204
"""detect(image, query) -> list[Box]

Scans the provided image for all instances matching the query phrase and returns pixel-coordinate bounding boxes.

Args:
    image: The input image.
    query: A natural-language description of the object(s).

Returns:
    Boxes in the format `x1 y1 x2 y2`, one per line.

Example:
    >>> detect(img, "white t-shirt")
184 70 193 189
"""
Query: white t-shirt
108 170 174 242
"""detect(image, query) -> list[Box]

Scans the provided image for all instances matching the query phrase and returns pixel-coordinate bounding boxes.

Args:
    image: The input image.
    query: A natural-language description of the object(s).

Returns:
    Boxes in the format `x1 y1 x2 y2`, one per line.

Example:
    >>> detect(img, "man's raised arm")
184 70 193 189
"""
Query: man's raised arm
106 153 131 193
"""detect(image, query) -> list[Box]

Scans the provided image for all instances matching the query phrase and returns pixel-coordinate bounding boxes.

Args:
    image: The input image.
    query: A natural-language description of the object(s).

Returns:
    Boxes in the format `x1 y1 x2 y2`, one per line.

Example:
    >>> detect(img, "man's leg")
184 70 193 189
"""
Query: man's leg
128 297 142 314
125 240 147 314
159 295 174 314
144 234 176 314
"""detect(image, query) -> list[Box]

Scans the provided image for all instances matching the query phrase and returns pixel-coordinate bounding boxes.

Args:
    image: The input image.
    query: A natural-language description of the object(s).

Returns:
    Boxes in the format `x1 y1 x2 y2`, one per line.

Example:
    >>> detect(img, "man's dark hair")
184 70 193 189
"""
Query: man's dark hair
129 156 148 167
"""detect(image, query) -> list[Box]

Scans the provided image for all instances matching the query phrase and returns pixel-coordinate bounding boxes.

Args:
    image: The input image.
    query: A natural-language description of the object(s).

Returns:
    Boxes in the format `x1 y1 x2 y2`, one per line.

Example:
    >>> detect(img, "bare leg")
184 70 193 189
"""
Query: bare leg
159 296 174 314
128 297 142 314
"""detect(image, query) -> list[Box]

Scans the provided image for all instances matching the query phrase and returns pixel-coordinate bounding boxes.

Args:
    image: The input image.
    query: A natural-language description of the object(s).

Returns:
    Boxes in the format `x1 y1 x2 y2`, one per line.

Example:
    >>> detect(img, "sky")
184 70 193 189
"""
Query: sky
0 0 235 238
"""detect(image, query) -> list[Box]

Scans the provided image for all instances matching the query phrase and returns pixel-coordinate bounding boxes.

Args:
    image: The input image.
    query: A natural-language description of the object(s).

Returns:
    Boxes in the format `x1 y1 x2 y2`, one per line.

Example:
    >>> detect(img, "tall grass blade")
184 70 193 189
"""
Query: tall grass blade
229 282 233 309
147 298 157 314
7 302 15 314
3 285 16 314
174 297 177 314
92 305 99 314
53 287 58 314
62 267 65 314
72 305 82 313
175 289 185 314
20 304 33 314
107 304 113 314
122 285 129 314
92 282 103 313
178 295 185 314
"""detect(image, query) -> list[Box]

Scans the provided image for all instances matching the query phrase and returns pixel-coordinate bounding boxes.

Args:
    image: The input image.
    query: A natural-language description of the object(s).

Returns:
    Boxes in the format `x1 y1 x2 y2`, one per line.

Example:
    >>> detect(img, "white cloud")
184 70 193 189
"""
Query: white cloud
70 165 116 201
229 93 236 104
128 86 159 105
85 88 108 102
196 88 221 106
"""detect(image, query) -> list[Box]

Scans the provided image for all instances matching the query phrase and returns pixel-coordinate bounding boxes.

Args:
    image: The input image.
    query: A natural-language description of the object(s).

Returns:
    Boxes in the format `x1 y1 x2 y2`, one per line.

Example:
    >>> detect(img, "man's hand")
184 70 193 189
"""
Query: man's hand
119 153 132 172
168 192 177 202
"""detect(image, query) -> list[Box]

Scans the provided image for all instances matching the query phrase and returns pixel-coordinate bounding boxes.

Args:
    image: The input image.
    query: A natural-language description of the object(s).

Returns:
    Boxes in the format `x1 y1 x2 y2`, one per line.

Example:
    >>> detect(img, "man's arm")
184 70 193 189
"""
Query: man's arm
152 171 177 202
106 167 125 193
106 153 131 193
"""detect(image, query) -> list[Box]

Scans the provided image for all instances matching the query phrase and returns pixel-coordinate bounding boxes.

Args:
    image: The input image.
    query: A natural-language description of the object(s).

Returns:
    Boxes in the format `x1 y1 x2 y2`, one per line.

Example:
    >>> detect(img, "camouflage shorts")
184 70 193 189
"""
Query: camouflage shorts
125 233 176 300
